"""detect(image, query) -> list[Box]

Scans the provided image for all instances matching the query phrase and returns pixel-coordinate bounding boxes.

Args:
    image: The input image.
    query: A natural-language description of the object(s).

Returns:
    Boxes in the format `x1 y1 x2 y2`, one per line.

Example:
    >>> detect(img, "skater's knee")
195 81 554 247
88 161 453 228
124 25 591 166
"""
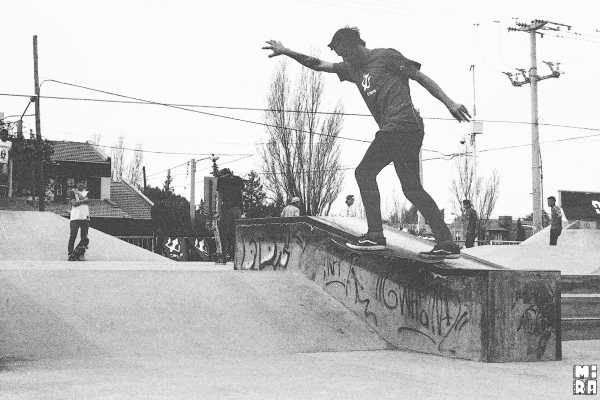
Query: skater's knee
355 165 375 185
402 187 424 202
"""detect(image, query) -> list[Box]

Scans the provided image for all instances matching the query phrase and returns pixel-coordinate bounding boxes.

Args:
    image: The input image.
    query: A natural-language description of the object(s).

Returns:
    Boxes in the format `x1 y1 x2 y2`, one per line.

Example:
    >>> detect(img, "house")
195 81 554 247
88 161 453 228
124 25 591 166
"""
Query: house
43 140 154 236
449 215 535 245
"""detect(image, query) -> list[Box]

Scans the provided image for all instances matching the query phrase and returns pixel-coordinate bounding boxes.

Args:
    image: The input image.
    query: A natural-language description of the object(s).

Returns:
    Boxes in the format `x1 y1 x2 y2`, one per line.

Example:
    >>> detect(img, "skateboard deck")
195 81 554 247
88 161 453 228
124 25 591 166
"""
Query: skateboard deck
330 238 445 264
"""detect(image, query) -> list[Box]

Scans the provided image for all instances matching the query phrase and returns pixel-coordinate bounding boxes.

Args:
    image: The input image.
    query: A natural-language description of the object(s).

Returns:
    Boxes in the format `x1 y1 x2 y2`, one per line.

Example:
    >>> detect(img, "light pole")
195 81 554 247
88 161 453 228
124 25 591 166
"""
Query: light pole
189 156 213 229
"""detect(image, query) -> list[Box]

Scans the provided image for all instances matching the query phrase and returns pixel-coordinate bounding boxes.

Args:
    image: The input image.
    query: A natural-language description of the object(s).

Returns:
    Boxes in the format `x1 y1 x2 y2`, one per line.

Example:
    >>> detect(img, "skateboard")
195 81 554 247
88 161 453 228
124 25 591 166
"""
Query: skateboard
213 220 226 264
70 237 89 261
329 238 445 264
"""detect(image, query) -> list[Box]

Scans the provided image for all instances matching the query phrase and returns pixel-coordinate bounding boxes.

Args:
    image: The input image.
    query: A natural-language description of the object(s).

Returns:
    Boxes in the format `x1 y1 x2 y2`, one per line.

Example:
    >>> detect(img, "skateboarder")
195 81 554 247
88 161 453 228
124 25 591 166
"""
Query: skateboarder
68 179 90 261
263 27 471 258
281 197 301 217
462 199 478 248
548 196 562 246
0 128 12 178
216 168 244 261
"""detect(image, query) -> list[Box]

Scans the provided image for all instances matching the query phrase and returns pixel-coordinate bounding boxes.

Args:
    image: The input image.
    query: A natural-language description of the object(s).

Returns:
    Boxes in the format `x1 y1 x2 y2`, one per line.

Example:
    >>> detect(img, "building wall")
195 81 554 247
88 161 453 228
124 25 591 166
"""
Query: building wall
101 177 111 200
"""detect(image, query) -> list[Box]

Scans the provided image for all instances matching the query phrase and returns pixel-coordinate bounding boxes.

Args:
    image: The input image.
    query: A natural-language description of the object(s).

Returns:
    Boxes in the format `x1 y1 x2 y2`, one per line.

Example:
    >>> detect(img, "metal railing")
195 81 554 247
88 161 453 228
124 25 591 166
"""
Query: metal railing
116 236 154 252
490 240 522 246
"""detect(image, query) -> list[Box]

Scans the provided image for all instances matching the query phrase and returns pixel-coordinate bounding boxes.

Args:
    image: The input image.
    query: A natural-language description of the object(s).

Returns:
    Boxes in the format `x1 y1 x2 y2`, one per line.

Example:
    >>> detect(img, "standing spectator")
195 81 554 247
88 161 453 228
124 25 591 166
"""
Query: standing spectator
281 197 301 217
0 128 12 178
68 179 90 261
216 168 244 261
462 199 478 248
263 27 470 258
340 194 356 217
548 196 563 246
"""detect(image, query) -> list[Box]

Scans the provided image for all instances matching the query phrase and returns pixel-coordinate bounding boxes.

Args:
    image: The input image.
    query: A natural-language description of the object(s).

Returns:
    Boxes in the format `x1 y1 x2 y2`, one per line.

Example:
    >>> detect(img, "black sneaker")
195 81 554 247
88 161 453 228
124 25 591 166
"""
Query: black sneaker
68 253 77 261
418 241 461 260
346 232 386 251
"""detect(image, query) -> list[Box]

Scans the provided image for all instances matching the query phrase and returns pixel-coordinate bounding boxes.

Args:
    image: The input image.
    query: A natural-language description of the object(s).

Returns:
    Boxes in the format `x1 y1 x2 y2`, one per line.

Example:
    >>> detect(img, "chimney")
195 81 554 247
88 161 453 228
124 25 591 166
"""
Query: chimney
30 129 35 140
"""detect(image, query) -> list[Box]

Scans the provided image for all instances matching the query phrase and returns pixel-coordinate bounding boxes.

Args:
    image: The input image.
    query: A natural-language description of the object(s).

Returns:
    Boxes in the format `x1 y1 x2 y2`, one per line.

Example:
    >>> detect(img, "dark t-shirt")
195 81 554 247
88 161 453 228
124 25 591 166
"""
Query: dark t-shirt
217 174 244 210
333 48 424 134
465 208 478 235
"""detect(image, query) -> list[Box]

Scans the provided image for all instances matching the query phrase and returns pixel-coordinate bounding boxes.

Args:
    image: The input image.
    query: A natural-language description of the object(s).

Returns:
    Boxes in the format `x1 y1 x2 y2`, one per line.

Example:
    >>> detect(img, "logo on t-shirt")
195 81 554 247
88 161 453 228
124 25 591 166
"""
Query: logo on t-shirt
361 73 376 96
361 73 371 91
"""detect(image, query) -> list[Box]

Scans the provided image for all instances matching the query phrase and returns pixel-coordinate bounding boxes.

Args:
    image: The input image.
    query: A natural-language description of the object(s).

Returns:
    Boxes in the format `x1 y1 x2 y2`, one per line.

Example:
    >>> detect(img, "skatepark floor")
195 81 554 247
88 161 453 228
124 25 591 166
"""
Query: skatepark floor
1 212 598 399
1 260 598 400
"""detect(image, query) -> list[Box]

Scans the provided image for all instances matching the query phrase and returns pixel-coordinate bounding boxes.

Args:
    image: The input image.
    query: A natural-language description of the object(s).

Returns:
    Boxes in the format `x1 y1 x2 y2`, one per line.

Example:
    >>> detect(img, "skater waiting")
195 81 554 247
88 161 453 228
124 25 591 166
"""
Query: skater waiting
68 179 90 261
340 194 356 217
462 199 478 248
548 196 562 246
281 197 301 217
264 27 471 259
216 168 244 261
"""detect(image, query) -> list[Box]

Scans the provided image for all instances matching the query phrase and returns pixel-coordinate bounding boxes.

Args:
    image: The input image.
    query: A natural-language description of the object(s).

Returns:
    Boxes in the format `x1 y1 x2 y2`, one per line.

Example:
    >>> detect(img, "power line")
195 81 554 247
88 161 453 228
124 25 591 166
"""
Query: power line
38 80 373 145
4 91 598 134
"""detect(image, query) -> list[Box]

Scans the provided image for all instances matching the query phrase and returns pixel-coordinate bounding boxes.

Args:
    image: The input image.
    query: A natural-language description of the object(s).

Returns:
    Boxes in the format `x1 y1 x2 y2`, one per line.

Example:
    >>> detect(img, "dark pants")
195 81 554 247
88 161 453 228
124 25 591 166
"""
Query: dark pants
68 219 89 255
550 228 562 245
355 131 452 243
465 233 476 248
218 207 242 257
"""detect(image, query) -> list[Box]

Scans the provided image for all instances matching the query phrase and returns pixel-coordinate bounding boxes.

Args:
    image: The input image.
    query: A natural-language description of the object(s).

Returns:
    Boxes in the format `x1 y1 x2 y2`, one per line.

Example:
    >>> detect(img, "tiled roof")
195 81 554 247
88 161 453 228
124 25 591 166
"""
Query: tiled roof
110 181 153 220
51 141 109 164
45 199 132 219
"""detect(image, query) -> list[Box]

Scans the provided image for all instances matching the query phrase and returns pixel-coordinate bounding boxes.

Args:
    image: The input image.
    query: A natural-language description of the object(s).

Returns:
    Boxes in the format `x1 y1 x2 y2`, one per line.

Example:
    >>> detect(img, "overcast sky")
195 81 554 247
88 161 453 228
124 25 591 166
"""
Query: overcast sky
2 0 599 219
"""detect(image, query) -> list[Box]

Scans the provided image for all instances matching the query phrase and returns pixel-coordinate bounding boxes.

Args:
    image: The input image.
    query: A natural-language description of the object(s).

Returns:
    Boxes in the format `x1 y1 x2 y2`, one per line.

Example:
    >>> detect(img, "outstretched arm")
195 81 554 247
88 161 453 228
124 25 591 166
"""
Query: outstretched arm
404 69 471 123
263 40 335 73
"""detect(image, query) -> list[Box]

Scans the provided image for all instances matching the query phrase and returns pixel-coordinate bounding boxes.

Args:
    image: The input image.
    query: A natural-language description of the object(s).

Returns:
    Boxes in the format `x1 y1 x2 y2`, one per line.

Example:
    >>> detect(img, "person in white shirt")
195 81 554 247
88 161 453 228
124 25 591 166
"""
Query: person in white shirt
0 129 12 177
68 179 90 260
281 197 301 217
340 194 356 217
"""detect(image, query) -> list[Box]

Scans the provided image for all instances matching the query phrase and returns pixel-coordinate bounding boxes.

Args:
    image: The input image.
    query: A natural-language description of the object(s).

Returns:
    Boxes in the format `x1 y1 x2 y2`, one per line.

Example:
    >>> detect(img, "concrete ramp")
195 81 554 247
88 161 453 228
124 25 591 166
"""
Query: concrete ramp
0 264 390 361
0 211 167 262
235 217 561 362
464 223 600 275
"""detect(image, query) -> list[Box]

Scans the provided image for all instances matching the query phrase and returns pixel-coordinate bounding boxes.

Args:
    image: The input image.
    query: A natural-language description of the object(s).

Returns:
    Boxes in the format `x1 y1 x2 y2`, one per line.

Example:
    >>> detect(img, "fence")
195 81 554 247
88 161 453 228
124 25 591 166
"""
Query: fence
490 240 522 246
116 236 154 252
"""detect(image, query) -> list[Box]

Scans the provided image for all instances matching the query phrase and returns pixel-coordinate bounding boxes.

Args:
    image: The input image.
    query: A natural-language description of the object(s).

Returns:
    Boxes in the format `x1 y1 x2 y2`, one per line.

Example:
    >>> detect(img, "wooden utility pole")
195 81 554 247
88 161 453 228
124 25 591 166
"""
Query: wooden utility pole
504 20 565 232
142 166 147 192
33 35 45 211
190 159 196 229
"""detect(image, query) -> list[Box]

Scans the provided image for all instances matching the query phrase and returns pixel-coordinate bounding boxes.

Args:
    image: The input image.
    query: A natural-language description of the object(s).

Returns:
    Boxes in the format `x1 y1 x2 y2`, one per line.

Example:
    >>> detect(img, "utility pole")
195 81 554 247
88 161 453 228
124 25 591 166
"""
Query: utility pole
190 159 196 229
504 20 566 232
142 166 147 192
33 35 45 211
469 65 482 212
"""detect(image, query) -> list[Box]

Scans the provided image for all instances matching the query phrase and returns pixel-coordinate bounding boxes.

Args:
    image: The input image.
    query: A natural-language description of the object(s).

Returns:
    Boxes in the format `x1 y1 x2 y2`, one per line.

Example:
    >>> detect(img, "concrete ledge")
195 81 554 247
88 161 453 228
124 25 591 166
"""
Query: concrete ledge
235 218 562 362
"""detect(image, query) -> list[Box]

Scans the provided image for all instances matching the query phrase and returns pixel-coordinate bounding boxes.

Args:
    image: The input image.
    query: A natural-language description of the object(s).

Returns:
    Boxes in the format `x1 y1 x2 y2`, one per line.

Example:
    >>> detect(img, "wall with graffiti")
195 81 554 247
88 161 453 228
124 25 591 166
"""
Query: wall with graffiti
235 219 560 362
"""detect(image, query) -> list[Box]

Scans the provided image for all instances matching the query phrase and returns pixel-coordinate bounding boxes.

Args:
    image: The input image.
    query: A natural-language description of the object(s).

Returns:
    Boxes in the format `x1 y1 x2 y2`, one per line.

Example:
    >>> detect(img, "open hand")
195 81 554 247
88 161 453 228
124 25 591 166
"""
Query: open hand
448 103 471 123
262 40 287 58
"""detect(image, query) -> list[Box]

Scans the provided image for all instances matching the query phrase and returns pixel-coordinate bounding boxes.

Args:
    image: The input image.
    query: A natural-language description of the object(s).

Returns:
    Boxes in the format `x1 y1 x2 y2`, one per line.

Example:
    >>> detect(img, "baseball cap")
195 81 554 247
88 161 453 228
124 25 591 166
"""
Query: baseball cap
291 197 301 203
462 199 472 206
346 194 354 201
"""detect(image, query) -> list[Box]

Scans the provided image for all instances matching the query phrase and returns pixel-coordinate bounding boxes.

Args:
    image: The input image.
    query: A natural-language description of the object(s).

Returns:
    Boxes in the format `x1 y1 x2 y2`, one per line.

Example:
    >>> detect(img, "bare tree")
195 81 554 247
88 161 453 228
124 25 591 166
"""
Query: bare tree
126 143 144 188
449 154 501 242
111 134 125 181
260 60 345 215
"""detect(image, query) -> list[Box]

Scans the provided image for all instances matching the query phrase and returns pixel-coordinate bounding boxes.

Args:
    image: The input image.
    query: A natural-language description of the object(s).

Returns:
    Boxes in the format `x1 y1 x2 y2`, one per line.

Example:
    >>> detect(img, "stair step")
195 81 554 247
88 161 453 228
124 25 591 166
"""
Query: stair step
561 275 600 294
562 317 600 341
561 294 600 318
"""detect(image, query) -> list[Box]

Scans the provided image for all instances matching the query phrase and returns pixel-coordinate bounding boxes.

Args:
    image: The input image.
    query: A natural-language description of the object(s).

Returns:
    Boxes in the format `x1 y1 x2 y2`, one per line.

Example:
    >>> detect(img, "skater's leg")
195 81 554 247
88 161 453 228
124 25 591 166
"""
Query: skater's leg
355 132 395 233
392 133 453 244
80 220 89 246
68 220 80 256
